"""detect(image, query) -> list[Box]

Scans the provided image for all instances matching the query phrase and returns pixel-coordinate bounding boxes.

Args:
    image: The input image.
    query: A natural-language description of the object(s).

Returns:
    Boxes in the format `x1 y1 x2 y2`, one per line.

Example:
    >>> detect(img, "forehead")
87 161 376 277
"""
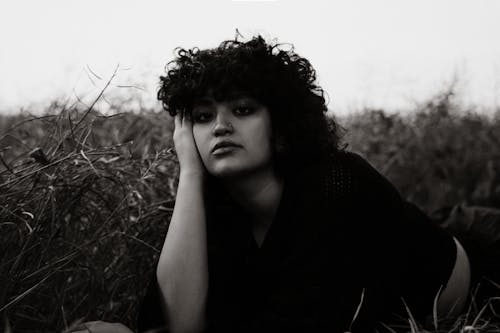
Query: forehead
193 90 258 106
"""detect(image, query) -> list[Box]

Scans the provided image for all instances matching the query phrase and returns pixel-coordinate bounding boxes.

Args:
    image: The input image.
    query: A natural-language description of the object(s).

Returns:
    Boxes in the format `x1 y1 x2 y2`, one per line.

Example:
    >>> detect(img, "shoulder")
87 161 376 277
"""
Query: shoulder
323 150 403 206
329 153 460 321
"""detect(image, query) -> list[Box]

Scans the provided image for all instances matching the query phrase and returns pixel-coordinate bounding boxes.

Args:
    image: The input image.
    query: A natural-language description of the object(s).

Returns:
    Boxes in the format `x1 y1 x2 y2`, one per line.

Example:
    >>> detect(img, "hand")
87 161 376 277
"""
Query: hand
65 320 133 333
173 110 206 178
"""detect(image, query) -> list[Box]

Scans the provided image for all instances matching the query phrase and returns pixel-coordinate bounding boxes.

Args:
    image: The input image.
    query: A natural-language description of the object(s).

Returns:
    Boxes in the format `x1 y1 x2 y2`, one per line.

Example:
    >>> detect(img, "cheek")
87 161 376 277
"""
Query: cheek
251 123 273 158
262 119 274 150
192 128 209 157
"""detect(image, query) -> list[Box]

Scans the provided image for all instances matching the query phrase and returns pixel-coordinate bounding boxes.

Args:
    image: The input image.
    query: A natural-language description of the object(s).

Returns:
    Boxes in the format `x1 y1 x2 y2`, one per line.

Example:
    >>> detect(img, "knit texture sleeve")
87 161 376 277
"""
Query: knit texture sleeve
339 152 457 328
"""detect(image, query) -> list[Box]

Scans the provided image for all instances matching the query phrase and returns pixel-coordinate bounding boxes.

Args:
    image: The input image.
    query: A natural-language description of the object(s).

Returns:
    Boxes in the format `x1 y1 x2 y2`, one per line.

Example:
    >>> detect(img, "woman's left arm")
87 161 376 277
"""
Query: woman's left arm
436 237 471 318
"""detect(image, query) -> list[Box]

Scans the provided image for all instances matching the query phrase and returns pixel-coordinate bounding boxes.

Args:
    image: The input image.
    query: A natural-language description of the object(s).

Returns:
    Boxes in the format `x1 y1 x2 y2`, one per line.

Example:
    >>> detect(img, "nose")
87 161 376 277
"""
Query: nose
212 110 233 136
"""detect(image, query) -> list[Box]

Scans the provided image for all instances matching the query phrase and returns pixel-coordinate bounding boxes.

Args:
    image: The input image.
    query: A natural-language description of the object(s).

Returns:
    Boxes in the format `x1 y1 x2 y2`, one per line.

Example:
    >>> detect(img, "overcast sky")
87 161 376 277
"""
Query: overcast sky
1 0 499 115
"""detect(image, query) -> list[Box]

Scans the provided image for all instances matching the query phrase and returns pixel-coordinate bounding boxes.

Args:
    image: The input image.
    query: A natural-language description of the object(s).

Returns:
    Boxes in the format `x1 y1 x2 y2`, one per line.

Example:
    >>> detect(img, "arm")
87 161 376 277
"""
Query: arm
156 111 208 333
157 171 208 333
344 153 467 324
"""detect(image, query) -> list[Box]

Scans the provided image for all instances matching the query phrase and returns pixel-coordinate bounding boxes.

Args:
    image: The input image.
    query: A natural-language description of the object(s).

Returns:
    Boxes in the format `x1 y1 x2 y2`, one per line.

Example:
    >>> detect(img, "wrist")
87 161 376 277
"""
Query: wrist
179 169 205 182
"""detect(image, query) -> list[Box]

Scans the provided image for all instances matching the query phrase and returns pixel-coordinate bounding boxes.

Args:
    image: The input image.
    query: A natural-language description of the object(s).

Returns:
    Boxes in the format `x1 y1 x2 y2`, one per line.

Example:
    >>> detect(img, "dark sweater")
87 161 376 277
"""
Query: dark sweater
137 151 457 332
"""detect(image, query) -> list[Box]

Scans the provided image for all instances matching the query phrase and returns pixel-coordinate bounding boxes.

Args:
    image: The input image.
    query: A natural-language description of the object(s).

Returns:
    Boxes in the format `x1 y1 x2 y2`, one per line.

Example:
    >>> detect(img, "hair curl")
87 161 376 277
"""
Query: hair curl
158 34 343 176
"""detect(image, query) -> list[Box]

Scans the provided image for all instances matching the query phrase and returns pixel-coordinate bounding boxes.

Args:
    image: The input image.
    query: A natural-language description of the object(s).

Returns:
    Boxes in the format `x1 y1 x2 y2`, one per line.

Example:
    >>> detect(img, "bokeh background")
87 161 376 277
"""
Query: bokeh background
1 0 500 115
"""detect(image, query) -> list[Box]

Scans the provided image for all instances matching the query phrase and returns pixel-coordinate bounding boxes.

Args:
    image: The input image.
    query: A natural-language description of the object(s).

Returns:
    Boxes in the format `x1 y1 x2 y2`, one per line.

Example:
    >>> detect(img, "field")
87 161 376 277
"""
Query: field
1 89 500 332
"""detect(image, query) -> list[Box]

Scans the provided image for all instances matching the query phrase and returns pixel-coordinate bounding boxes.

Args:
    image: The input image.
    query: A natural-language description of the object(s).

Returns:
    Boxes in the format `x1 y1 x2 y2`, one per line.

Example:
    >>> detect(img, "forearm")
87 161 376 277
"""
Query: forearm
157 171 208 333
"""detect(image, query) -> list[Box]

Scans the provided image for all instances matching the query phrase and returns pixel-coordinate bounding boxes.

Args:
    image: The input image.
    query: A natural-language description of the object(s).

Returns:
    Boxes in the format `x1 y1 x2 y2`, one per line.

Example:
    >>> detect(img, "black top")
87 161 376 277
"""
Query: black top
137 151 457 332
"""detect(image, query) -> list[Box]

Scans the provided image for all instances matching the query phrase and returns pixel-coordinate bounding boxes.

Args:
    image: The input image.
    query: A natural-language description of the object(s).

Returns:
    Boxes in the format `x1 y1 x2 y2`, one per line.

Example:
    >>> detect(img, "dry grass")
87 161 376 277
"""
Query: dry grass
0 102 178 332
344 89 500 214
1 87 500 332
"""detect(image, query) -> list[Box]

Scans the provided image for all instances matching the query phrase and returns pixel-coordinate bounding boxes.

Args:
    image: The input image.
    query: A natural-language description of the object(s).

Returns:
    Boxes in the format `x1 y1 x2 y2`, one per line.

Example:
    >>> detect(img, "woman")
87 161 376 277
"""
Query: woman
72 35 470 333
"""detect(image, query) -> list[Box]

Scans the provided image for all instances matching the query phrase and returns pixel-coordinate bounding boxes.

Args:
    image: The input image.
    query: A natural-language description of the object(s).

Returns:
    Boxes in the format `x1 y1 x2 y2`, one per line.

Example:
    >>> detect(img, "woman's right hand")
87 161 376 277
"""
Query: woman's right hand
173 110 206 178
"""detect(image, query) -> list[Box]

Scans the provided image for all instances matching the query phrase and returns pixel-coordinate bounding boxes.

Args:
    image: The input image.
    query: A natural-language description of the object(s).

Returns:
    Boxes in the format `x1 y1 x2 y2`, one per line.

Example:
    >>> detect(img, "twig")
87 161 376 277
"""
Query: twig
120 232 160 253
0 115 57 137
115 84 146 91
72 63 120 132
0 153 14 174
72 87 90 109
141 151 160 180
90 193 131 239
0 133 34 151
68 111 76 146
433 285 443 330
348 288 365 332
86 64 103 80
0 263 63 312
0 153 78 189
79 120 94 148
80 150 99 177
85 68 99 88
401 298 419 333
21 251 80 281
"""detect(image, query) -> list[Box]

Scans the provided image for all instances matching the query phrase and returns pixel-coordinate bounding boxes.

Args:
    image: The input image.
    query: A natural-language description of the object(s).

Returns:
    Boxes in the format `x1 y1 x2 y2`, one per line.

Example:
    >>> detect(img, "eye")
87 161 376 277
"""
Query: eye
234 105 255 115
193 110 213 123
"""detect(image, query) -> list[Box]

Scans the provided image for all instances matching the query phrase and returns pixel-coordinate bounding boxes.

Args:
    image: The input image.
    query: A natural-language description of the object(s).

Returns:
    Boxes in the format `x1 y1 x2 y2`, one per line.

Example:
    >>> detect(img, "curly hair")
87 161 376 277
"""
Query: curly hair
157 34 343 176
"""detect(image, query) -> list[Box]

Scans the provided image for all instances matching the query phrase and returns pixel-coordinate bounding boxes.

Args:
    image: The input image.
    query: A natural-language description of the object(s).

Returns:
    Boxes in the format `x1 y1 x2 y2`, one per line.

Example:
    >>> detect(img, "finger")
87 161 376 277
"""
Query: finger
180 109 187 127
184 110 193 126
174 112 181 129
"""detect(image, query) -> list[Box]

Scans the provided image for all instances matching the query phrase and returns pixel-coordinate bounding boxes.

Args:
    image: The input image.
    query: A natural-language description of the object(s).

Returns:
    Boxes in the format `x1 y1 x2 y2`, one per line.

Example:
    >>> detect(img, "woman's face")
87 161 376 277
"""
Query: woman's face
191 94 274 179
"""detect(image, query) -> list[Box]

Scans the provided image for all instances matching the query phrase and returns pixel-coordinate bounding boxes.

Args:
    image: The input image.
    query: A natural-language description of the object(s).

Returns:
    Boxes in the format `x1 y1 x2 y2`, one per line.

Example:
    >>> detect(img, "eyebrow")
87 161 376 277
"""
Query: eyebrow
193 98 214 107
226 91 253 100
193 91 256 106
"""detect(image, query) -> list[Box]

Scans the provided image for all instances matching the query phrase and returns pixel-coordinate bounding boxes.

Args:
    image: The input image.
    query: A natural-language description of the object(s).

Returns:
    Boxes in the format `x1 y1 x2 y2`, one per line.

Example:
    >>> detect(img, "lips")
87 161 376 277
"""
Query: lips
211 141 242 153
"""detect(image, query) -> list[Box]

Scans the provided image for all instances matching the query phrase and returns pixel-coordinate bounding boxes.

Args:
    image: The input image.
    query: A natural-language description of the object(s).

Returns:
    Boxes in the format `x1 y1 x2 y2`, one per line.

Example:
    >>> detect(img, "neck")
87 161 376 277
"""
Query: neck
221 167 284 225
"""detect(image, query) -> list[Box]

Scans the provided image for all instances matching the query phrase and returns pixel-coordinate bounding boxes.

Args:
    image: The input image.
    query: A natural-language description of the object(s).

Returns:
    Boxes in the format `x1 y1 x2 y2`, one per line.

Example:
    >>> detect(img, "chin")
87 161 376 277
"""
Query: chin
209 166 248 179
207 159 250 178
210 161 272 180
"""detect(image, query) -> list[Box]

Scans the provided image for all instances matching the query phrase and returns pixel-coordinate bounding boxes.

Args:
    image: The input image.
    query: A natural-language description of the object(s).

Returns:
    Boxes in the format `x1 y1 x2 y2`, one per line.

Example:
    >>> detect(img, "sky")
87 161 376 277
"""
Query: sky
1 0 499 115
